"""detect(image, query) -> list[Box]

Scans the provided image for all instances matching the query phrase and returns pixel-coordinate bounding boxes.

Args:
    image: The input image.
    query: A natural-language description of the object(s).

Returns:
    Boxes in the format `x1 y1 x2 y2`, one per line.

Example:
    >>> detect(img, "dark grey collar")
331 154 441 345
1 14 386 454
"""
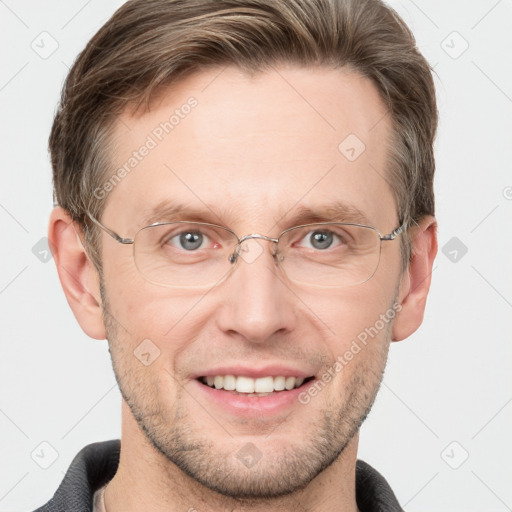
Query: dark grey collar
33 439 404 512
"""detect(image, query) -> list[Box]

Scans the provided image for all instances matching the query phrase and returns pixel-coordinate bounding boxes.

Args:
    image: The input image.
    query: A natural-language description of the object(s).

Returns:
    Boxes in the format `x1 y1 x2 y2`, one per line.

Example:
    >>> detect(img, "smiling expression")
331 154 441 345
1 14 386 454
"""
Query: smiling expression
96 64 405 498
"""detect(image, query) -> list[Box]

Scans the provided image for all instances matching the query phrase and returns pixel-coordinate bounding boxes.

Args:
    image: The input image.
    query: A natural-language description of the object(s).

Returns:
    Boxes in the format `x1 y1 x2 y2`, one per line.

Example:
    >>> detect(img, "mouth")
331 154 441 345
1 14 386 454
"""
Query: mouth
197 374 316 397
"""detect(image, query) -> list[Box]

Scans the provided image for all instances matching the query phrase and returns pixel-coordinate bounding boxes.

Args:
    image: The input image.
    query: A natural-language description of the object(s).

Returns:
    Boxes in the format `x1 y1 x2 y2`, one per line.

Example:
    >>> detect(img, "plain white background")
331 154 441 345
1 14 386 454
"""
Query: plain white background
1 1 511 511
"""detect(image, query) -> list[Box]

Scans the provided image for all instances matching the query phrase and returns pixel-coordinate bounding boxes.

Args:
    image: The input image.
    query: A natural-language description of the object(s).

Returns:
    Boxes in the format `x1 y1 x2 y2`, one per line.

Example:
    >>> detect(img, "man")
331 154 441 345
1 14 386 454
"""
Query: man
37 0 438 510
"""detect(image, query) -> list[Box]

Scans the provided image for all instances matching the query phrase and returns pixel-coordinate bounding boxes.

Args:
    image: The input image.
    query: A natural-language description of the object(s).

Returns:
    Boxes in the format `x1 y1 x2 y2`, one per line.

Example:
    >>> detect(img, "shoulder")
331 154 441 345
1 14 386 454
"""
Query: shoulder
355 459 404 512
31 439 120 512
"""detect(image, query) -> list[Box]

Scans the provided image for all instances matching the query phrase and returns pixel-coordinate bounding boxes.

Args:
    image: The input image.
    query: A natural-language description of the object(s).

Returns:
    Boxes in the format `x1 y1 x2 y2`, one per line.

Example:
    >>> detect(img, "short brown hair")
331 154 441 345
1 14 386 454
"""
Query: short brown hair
50 0 437 271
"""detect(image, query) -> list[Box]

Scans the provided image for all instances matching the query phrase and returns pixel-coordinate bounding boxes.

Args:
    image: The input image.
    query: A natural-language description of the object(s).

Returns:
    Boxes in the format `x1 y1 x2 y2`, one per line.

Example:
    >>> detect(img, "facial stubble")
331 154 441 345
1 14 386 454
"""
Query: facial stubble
99 275 394 500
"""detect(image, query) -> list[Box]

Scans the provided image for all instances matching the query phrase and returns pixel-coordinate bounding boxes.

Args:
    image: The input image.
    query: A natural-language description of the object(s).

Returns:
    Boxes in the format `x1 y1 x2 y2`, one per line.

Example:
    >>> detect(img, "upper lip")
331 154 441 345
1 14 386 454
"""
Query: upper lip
191 364 316 380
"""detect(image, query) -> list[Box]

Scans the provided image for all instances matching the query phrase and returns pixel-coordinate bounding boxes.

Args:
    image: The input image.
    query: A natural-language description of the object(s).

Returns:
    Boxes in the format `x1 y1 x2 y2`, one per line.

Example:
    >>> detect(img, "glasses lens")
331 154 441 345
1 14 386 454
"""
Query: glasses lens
133 222 381 289
277 223 381 288
134 222 239 288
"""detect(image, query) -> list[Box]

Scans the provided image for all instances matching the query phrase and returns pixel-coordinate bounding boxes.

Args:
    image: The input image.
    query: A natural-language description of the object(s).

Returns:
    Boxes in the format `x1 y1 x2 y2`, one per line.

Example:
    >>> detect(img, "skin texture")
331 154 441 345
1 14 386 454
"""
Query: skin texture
49 65 437 512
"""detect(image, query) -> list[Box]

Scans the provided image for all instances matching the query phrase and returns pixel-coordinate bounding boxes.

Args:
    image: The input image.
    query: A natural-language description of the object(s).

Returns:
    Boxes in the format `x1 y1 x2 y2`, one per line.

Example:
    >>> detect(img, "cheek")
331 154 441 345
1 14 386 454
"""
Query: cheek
103 270 209 363
319 294 394 389
306 283 397 350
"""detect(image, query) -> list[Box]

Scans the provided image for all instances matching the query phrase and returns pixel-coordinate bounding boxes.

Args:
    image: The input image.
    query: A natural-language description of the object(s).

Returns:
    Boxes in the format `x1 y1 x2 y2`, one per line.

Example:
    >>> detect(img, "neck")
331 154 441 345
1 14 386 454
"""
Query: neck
104 402 360 512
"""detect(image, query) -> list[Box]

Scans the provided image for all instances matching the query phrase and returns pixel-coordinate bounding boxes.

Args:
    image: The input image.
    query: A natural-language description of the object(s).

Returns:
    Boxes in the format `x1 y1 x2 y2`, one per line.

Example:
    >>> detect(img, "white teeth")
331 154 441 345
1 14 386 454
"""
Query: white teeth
274 376 286 391
223 374 236 391
236 376 254 393
285 376 296 390
201 375 309 393
214 376 224 389
254 376 274 393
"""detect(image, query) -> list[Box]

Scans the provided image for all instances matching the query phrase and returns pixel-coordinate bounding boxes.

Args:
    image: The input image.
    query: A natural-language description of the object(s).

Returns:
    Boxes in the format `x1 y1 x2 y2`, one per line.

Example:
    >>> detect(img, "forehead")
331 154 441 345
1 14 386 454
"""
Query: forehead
103 65 396 232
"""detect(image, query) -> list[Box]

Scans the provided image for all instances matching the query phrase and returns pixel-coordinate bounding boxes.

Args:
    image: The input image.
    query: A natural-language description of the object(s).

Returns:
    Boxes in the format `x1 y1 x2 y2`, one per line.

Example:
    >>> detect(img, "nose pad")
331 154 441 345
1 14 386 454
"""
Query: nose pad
272 244 284 263
237 238 264 264
229 237 280 266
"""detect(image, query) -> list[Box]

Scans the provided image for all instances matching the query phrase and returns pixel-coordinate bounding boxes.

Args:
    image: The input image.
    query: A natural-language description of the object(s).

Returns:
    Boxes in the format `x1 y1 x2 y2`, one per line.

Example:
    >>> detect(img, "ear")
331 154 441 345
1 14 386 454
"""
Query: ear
392 215 438 342
48 207 106 340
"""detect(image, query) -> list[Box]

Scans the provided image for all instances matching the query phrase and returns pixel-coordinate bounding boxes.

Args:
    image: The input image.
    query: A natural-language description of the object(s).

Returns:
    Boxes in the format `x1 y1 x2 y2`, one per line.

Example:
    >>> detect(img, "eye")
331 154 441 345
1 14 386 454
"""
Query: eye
298 229 343 250
167 230 211 251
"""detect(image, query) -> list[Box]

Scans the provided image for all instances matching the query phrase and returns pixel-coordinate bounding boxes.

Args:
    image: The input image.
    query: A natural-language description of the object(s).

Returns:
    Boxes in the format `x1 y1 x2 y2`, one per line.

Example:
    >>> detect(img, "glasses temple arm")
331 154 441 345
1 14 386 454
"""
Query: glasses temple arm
86 212 134 244
380 222 408 241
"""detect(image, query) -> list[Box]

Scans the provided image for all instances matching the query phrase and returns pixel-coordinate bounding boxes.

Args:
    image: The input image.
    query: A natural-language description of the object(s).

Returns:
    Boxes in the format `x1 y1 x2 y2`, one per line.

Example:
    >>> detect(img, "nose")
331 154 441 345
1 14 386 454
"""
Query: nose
215 238 297 344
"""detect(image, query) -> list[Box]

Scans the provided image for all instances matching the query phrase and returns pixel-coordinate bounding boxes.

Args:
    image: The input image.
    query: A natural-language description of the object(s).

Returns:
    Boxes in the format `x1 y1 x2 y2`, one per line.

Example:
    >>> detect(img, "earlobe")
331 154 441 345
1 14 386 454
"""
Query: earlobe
48 207 106 340
392 215 438 342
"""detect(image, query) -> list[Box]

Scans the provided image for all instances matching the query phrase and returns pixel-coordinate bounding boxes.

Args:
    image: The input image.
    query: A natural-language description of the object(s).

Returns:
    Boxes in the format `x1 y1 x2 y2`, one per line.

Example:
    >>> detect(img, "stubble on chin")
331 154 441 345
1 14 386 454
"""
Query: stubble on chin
100 276 393 500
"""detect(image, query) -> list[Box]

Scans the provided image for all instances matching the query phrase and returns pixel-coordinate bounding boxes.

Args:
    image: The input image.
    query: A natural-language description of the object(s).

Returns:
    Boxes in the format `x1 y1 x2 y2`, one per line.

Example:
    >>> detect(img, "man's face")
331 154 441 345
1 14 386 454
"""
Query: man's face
98 65 403 498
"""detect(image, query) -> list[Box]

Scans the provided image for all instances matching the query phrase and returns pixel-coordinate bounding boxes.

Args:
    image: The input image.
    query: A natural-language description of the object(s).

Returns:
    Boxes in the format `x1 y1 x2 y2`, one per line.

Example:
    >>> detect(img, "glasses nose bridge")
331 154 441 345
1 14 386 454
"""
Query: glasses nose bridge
238 233 279 245
228 233 280 265
238 233 280 257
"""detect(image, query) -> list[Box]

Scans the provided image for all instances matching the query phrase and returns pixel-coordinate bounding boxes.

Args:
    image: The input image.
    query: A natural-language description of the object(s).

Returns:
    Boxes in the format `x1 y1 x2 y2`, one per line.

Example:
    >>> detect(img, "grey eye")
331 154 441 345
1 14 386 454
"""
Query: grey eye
173 231 205 251
307 230 335 250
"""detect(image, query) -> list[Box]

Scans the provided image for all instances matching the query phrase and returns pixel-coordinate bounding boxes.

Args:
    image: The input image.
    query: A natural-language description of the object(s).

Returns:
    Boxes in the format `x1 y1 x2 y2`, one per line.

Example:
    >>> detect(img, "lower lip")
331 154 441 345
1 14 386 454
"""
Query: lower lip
190 378 316 417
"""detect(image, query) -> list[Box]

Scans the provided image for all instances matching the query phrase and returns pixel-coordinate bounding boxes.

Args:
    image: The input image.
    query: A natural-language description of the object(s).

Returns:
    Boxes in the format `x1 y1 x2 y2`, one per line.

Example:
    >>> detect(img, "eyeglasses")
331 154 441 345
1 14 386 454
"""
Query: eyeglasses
86 211 406 289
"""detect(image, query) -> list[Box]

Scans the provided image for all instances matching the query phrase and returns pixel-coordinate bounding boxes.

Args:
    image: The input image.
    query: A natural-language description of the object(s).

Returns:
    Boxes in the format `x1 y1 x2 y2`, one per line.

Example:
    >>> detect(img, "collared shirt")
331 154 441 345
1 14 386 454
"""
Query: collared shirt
32 439 404 512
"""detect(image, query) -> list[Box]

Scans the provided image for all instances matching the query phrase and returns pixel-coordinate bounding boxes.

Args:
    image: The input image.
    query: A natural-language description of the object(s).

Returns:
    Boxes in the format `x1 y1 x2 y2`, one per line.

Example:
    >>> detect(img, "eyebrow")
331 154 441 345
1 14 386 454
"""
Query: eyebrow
141 200 373 229
142 201 226 226
280 203 372 227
